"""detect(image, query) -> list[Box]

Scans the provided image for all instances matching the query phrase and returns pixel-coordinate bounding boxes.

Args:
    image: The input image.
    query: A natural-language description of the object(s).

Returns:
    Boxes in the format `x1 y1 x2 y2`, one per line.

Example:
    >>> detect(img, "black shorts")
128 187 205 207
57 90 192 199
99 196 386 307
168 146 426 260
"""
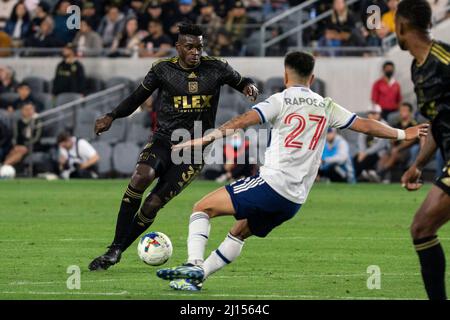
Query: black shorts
137 135 203 204
432 112 450 195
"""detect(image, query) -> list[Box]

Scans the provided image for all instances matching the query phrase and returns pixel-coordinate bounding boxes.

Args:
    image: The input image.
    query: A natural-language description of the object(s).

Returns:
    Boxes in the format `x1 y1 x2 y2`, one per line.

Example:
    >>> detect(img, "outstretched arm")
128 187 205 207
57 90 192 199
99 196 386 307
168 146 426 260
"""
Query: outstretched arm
401 127 437 191
94 85 152 135
350 117 428 141
172 110 261 150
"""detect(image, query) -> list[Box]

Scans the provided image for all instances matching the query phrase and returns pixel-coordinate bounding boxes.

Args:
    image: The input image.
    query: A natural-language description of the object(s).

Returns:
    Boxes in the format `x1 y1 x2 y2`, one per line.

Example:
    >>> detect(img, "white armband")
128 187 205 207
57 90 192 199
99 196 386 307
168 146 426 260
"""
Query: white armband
396 129 406 141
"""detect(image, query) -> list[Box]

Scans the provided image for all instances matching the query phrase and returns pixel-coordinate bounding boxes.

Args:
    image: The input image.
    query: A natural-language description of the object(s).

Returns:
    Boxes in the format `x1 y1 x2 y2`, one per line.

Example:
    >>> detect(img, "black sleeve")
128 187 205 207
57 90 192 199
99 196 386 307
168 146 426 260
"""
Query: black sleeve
220 60 256 92
107 67 161 120
107 85 153 120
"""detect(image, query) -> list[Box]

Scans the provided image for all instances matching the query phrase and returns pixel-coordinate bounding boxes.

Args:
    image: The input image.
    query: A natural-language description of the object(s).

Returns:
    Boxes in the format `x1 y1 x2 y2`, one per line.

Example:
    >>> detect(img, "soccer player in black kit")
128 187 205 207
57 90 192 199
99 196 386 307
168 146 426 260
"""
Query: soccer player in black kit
396 0 450 300
88 23 258 271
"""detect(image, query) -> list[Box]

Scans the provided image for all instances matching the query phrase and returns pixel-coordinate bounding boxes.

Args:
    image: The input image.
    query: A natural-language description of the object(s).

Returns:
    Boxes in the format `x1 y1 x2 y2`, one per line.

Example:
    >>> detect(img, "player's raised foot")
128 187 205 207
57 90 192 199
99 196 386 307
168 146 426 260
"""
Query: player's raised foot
169 279 203 291
88 245 122 271
156 263 204 281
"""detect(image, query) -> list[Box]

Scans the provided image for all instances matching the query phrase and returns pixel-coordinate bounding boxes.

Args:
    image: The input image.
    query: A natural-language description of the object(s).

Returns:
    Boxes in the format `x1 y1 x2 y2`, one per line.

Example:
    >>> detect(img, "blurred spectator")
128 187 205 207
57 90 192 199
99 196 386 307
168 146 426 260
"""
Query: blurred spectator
0 0 18 30
428 0 449 22
25 16 64 53
353 107 389 182
140 19 172 58
371 61 402 120
376 0 399 39
264 0 289 16
53 0 77 45
197 1 222 50
0 31 12 57
319 128 354 183
0 117 12 162
72 18 103 57
138 0 163 31
5 1 31 47
215 132 256 183
52 43 86 95
210 28 238 56
167 0 198 42
225 1 255 53
378 102 420 176
110 17 144 57
11 82 44 112
2 101 42 168
97 5 126 48
57 131 99 179
319 0 364 53
29 1 51 37
0 66 18 94
213 0 235 19
81 1 101 31
126 0 145 18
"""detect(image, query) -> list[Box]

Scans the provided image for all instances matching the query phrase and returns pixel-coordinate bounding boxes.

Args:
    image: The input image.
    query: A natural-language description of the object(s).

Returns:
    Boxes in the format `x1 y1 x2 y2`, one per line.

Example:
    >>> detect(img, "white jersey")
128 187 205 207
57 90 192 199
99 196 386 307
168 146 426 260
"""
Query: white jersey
253 86 356 204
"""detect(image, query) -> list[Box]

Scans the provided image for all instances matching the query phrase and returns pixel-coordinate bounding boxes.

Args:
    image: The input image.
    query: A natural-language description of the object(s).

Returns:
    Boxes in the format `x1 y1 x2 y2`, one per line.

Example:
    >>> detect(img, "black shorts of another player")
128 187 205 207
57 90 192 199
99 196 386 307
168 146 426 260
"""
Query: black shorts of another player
432 111 450 195
137 135 203 204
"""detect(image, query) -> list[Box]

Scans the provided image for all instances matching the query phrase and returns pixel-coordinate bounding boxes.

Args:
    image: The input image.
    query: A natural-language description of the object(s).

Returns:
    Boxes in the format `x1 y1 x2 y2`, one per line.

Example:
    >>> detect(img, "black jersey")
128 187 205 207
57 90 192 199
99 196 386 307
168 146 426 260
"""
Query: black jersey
411 41 450 120
141 56 252 140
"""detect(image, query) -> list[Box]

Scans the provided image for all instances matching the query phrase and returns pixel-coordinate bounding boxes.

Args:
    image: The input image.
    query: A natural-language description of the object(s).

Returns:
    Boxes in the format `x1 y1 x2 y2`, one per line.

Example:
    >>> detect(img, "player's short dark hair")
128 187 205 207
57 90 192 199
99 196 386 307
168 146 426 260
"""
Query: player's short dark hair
284 51 315 78
401 102 414 112
178 22 203 37
57 131 72 144
383 61 394 69
396 0 432 32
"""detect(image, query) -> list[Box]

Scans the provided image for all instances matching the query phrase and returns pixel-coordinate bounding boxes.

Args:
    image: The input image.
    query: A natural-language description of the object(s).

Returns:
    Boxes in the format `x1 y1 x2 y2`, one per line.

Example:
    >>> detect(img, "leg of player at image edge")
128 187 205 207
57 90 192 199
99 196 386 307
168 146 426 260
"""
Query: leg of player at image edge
157 211 245 291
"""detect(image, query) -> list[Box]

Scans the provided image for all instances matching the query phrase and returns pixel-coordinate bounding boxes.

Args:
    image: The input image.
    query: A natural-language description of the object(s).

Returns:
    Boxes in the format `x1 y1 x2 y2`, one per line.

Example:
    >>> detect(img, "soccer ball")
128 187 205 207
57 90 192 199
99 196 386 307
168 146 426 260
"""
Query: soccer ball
0 165 16 179
137 232 173 266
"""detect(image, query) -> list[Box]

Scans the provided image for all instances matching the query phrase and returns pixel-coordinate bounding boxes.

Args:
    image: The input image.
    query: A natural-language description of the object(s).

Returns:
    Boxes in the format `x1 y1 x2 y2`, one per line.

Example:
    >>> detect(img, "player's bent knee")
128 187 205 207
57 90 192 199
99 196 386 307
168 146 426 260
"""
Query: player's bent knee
131 166 155 190
193 201 219 218
410 219 437 239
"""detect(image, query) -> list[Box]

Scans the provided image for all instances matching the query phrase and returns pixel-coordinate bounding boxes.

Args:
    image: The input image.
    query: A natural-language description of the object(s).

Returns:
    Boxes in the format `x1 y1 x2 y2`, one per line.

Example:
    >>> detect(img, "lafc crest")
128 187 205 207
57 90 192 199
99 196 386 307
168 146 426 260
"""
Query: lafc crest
188 81 198 93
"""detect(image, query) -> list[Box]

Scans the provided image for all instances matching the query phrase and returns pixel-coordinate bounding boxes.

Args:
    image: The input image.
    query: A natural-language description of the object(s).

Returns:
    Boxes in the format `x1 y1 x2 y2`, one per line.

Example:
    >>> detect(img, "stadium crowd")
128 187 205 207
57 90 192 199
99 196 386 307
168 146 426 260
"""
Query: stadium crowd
0 0 448 181
0 0 448 57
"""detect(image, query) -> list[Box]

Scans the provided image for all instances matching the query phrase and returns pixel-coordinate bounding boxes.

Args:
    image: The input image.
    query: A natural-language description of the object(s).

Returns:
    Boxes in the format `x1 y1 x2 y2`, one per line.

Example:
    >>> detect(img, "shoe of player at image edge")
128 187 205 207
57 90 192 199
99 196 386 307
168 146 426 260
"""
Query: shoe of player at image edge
156 264 205 281
169 279 203 291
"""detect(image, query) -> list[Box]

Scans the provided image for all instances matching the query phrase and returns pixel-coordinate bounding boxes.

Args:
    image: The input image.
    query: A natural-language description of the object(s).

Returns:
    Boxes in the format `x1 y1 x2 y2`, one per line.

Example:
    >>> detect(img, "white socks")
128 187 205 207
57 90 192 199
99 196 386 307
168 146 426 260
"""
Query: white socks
187 212 211 266
203 233 244 279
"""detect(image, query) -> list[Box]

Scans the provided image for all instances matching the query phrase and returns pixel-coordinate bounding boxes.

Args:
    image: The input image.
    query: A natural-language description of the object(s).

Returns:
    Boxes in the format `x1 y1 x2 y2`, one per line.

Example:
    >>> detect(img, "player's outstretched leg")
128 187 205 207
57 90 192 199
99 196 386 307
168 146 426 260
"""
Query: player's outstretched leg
166 220 251 291
156 187 238 286
410 185 450 300
88 164 156 271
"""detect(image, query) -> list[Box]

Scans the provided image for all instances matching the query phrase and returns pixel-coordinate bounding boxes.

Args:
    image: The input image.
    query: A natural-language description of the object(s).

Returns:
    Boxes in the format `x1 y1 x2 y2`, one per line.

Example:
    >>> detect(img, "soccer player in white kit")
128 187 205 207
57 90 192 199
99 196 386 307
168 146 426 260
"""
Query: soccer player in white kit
156 51 429 291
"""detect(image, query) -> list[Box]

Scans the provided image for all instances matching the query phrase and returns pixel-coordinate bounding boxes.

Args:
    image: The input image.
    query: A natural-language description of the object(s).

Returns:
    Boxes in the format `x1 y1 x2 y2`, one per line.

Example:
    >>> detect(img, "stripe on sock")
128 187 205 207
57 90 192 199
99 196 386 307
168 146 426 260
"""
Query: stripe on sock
189 212 209 223
215 249 231 264
227 233 244 245
125 187 143 200
137 209 154 224
415 238 440 251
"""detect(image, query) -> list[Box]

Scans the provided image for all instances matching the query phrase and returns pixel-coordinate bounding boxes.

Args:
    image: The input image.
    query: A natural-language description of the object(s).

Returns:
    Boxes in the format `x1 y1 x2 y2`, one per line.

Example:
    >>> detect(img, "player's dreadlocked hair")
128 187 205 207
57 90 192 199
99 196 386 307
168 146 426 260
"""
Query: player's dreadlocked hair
396 0 432 32
178 22 203 37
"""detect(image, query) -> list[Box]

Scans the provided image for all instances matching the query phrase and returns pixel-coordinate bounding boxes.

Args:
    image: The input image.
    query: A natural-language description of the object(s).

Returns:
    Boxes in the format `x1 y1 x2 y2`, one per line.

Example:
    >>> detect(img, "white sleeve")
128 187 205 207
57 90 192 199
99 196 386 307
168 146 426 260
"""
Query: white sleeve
59 147 68 160
327 99 357 129
252 93 283 125
78 139 97 160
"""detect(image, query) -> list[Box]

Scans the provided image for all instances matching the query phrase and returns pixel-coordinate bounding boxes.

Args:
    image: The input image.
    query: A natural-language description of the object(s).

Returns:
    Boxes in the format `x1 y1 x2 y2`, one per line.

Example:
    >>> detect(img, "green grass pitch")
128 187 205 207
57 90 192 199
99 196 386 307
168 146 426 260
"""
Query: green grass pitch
0 180 448 300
